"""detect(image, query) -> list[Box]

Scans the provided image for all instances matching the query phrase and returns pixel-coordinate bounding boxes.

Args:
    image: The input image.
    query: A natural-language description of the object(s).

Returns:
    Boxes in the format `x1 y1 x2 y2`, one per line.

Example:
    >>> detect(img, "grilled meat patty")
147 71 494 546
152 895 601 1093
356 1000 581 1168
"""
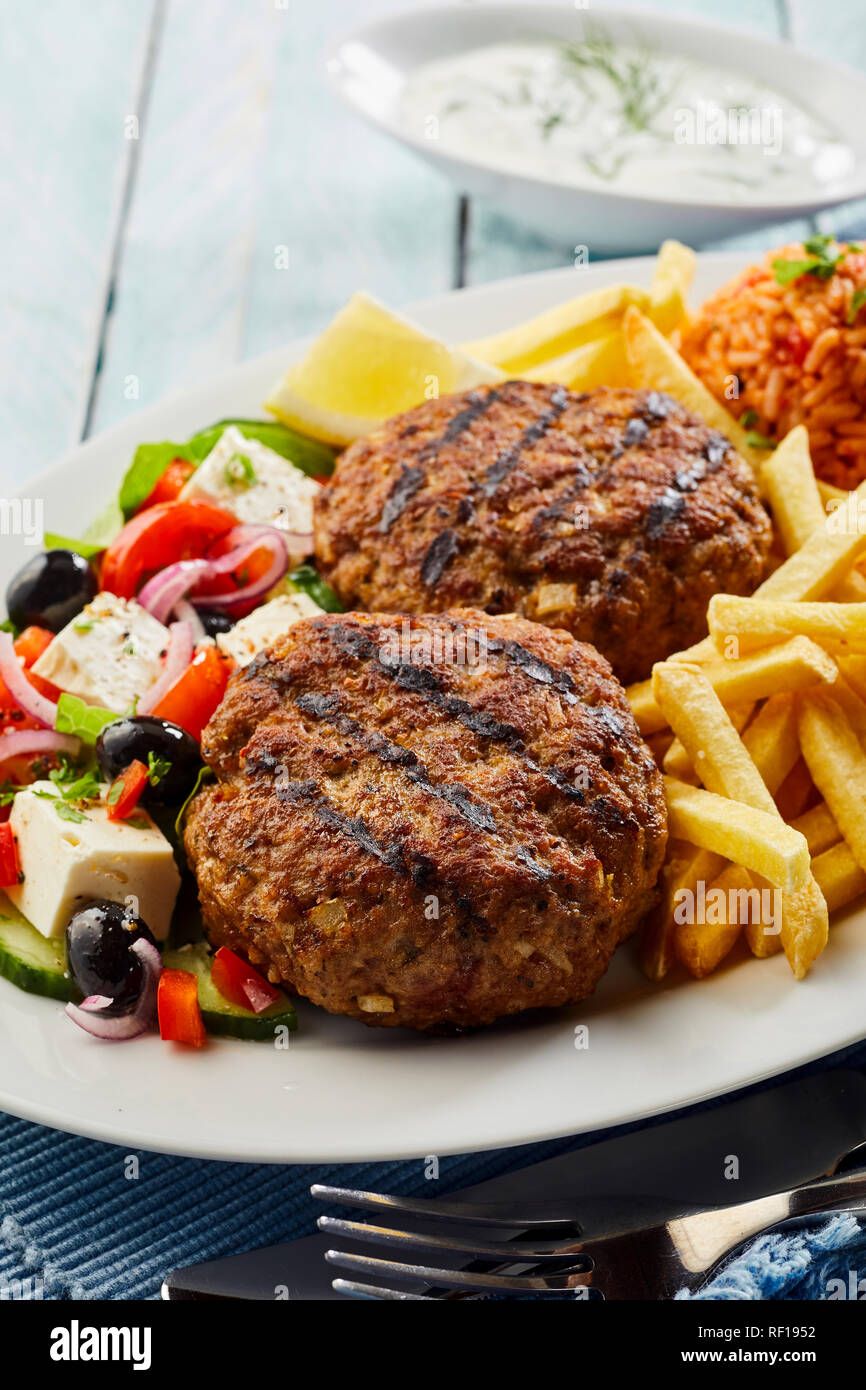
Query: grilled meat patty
313 382 772 684
184 610 667 1032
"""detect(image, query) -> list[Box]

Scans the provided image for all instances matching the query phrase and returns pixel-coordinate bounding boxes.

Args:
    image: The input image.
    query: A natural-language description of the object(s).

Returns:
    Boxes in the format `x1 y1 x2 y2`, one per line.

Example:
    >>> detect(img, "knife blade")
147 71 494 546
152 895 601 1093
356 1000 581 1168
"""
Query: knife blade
163 1065 866 1300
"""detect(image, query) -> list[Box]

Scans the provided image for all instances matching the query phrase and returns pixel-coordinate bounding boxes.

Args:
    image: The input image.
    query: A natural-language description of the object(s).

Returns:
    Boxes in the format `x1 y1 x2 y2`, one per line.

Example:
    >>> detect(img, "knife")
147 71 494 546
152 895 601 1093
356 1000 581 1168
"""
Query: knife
163 1065 866 1300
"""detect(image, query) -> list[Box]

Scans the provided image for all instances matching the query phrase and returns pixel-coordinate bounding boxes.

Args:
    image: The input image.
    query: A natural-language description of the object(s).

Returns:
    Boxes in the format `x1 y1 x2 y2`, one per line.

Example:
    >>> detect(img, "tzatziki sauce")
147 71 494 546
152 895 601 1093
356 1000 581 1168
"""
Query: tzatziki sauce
400 35 854 201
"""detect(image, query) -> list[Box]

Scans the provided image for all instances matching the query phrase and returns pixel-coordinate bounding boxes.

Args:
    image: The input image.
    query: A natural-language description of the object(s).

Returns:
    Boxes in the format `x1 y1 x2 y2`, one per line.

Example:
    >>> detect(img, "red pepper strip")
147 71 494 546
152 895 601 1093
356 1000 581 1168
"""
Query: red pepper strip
14 627 54 668
151 645 230 741
157 969 207 1047
211 946 282 1014
0 823 21 887
137 458 197 512
106 760 149 823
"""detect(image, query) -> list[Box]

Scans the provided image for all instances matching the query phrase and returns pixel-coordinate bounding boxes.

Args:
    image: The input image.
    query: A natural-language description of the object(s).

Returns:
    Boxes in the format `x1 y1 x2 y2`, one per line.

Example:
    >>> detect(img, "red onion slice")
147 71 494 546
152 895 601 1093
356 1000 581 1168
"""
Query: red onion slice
138 620 194 715
0 730 81 767
172 599 207 644
138 560 212 624
189 528 288 611
65 938 163 1042
0 631 58 728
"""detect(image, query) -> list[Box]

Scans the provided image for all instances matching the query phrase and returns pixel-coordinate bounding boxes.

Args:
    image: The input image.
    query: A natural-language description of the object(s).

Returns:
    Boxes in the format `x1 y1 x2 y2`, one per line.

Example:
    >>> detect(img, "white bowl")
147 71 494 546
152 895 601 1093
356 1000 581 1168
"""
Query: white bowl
324 2 866 252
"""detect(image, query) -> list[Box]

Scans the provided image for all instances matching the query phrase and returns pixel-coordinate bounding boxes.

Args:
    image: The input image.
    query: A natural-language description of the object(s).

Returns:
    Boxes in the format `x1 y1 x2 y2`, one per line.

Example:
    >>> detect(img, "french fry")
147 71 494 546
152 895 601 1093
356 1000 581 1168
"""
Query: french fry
798 692 866 873
654 666 827 975
653 664 776 813
708 596 866 656
759 426 822 555
627 677 669 735
462 284 649 373
756 476 866 600
622 307 761 468
523 331 631 390
791 802 841 857
811 840 866 914
663 777 810 892
742 874 784 960
741 693 800 796
774 757 816 822
662 701 753 781
640 843 724 981
648 240 696 336
673 863 749 978
698 636 837 706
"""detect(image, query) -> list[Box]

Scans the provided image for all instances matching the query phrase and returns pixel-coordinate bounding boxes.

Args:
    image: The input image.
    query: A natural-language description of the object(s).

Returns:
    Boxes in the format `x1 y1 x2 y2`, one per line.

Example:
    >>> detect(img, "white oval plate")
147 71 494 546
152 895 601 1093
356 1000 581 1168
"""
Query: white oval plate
325 3 866 252
3 253 866 1163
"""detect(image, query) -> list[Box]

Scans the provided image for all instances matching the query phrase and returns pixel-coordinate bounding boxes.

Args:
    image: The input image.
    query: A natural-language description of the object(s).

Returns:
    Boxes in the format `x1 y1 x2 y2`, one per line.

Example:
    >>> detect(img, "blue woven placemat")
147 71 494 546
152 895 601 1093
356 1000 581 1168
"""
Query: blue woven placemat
3 1038 866 1300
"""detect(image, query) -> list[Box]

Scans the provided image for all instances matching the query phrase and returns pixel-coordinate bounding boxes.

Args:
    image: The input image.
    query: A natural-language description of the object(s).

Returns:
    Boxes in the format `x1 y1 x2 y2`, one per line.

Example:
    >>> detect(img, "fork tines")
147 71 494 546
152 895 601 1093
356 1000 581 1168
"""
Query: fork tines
313 1183 592 1299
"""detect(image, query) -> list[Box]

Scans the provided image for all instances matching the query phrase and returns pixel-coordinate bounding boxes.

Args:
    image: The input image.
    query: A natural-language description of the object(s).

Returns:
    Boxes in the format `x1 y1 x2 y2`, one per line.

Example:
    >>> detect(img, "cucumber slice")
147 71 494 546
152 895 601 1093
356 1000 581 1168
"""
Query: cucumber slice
0 897 80 1002
163 942 297 1041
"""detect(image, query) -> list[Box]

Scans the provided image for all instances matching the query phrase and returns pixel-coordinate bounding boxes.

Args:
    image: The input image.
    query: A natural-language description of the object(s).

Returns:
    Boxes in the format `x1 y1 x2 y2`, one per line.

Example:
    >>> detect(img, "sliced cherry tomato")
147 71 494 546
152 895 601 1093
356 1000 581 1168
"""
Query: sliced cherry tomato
0 823 21 887
151 645 230 741
137 458 197 512
157 968 206 1047
211 946 282 1014
14 627 54 668
101 500 238 599
106 760 149 822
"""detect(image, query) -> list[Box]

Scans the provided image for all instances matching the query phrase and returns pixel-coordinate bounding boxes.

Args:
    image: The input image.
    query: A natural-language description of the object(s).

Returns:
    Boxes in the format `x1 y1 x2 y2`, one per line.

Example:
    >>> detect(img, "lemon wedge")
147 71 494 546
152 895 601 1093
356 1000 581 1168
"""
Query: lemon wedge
265 292 503 447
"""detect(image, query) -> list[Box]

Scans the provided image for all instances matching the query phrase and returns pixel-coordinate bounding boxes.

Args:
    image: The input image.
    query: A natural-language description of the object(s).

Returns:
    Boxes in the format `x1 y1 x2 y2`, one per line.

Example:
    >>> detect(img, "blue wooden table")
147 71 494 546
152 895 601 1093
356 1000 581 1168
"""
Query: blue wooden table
2 0 865 496
2 0 866 1302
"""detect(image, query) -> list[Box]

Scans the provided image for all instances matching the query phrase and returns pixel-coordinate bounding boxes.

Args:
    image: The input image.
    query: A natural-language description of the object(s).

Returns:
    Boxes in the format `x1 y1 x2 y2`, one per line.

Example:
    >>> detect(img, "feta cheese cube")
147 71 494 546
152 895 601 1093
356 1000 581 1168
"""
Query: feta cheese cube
216 592 323 667
180 426 318 551
6 782 181 940
32 593 169 712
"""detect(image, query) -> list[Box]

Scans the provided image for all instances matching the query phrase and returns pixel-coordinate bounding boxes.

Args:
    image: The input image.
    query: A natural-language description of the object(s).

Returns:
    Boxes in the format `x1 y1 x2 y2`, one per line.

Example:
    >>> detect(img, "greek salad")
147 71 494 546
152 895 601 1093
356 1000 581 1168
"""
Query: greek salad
0 417 342 1047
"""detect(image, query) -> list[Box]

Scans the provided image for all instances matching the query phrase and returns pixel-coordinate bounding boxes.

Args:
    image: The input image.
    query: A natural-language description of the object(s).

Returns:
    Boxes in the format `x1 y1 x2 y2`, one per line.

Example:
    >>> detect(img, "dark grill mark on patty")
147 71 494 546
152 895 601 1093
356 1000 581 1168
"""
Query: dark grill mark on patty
379 464 424 533
244 759 408 875
418 388 503 461
420 527 459 587
319 622 592 804
644 488 686 539
480 386 570 498
486 637 578 704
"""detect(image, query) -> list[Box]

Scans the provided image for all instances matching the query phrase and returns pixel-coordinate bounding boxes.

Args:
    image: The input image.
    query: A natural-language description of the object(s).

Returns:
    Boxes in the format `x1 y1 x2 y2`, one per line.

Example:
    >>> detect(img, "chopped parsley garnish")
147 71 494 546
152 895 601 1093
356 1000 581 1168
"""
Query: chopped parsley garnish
745 430 776 451
224 453 257 488
73 619 94 633
106 780 123 807
740 409 760 429
848 288 866 325
54 801 87 824
0 782 18 807
124 815 151 831
771 235 853 287
147 751 171 787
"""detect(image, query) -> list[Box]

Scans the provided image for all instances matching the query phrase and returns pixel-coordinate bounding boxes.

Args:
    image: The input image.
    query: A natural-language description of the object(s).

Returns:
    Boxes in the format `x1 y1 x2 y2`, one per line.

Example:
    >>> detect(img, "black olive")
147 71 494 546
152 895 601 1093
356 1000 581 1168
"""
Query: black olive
96 715 202 803
197 609 235 638
6 549 97 634
66 901 157 1016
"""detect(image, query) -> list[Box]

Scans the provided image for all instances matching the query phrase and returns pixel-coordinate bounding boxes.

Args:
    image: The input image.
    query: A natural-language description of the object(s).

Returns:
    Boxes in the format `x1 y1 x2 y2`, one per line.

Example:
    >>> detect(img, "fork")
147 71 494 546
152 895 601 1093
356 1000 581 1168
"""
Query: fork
312 1162 866 1299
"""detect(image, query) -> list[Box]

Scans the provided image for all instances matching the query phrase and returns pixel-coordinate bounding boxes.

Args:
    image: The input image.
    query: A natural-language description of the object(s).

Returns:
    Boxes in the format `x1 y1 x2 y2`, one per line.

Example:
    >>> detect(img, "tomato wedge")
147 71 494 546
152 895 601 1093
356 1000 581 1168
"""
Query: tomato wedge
0 824 20 887
101 500 238 599
106 760 149 822
151 645 230 741
157 969 206 1047
211 946 282 1014
14 627 54 668
137 458 197 512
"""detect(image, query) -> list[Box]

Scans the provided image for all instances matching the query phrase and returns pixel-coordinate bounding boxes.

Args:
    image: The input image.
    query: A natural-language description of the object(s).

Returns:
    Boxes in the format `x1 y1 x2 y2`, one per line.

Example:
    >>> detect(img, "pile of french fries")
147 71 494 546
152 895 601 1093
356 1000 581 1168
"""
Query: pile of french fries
464 241 866 984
